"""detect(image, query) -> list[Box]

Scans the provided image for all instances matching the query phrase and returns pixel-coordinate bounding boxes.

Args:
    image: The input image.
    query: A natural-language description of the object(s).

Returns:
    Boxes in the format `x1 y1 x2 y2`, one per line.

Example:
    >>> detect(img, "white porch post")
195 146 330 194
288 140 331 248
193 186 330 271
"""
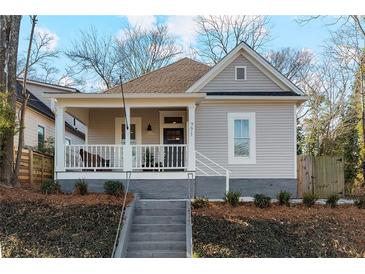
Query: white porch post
55 105 65 172
123 106 132 171
187 104 196 172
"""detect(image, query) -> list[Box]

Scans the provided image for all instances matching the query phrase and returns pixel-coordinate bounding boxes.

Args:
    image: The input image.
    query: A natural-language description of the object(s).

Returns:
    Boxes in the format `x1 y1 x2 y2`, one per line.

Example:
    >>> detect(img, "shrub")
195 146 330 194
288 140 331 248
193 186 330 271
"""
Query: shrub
104 180 124 196
224 191 240 206
74 179 88 195
277 191 291 206
254 194 271 208
40 179 60 194
326 194 340 208
354 195 365 209
302 192 318 207
192 197 209 209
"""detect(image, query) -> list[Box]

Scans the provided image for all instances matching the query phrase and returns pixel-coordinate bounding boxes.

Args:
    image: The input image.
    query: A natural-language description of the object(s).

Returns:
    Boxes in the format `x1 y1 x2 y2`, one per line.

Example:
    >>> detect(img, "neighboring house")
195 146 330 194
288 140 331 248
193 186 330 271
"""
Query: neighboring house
14 80 85 152
49 42 306 198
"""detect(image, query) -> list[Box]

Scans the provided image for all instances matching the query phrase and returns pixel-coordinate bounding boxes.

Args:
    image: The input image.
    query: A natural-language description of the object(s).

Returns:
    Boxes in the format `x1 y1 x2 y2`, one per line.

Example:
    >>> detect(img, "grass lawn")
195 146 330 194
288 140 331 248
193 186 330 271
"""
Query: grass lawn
0 185 132 258
192 202 365 258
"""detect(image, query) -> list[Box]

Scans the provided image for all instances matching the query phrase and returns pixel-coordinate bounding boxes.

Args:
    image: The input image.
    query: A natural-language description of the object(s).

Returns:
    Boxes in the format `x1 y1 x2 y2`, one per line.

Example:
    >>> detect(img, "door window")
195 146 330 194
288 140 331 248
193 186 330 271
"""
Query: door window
122 124 136 144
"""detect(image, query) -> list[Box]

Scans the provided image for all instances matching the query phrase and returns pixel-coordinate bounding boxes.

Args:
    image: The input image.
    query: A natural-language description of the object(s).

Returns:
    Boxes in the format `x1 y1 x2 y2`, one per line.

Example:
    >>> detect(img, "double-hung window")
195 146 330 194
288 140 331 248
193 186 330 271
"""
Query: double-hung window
228 113 256 164
37 125 45 149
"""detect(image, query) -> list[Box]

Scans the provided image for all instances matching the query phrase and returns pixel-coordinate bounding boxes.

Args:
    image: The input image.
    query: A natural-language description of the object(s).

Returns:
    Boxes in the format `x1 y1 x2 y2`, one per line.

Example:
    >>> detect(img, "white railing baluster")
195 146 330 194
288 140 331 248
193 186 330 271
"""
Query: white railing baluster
64 144 188 171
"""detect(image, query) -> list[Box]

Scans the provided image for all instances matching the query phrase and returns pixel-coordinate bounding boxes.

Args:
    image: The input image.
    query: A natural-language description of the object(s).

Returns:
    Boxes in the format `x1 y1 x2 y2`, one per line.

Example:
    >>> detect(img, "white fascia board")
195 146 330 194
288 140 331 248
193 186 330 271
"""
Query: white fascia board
186 42 305 96
186 46 243 93
18 78 78 92
45 92 206 99
205 95 308 102
240 43 305 95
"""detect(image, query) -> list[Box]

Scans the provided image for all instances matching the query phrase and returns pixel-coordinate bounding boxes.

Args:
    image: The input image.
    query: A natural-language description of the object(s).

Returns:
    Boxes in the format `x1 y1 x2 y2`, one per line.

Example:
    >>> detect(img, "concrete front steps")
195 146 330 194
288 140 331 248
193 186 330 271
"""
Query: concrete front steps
126 200 188 258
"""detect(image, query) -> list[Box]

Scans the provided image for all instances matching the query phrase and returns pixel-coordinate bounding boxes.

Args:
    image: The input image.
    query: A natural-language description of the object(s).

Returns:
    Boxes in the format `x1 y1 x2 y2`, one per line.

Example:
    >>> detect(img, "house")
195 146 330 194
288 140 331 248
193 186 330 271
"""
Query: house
48 42 306 199
14 80 85 153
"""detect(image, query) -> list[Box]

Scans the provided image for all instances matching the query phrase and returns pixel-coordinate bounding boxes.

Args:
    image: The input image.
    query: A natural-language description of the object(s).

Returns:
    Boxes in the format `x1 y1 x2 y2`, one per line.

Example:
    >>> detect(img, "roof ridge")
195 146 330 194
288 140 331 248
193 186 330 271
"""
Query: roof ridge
103 57 210 93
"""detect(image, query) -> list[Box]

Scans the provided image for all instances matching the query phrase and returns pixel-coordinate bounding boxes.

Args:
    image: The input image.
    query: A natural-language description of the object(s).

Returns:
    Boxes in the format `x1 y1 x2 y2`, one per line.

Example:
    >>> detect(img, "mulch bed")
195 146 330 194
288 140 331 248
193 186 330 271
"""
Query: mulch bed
0 185 133 258
192 202 365 258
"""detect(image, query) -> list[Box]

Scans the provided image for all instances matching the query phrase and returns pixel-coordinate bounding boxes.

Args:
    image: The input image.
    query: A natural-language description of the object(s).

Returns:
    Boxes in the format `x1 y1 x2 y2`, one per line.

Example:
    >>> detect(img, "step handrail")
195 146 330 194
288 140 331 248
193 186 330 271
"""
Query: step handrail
196 150 230 175
195 150 230 193
111 171 132 257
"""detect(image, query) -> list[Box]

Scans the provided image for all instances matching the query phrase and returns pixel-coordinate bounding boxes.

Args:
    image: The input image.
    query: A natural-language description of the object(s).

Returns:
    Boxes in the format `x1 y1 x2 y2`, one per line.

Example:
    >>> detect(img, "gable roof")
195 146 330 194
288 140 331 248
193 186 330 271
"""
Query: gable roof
18 78 80 93
104 57 211 94
16 81 85 140
16 81 55 119
186 41 305 95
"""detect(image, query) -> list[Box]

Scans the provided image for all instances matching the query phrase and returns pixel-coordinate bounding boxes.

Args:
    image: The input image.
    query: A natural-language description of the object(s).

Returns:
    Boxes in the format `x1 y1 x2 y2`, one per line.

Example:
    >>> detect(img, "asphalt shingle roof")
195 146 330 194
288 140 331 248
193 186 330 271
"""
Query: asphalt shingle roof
16 81 85 140
104 58 211 94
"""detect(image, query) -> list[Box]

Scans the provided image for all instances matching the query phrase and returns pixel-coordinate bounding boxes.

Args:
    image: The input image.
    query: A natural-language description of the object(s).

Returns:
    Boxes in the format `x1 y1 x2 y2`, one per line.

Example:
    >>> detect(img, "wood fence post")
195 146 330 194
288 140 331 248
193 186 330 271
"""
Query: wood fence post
41 154 44 183
29 148 34 184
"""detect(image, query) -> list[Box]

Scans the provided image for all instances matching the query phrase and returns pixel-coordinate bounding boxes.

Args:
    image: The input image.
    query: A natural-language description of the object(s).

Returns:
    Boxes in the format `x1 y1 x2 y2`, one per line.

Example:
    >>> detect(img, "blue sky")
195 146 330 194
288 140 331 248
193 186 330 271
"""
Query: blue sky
18 15 335 87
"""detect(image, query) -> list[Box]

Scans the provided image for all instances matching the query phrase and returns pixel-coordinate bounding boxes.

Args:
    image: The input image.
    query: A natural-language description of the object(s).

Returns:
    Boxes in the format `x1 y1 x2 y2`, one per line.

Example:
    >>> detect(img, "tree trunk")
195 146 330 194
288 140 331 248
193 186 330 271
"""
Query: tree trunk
12 16 36 185
0 16 21 187
357 50 365 186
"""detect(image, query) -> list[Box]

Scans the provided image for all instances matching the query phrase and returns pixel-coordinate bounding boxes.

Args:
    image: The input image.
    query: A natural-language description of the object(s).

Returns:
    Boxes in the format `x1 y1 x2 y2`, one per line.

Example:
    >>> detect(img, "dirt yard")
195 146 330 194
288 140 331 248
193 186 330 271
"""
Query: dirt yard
192 202 365 258
0 185 133 258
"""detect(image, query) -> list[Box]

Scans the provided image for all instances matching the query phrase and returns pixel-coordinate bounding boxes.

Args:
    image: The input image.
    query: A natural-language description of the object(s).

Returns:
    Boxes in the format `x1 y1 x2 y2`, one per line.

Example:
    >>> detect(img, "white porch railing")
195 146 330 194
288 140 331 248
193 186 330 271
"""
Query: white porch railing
65 145 124 170
131 144 188 170
64 144 188 171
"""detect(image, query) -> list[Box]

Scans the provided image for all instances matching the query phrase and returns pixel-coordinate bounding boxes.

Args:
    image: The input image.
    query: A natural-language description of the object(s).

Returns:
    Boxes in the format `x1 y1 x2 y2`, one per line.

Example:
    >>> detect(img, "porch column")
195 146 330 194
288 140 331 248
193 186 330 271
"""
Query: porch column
123 106 132 171
187 104 196 172
55 105 65 172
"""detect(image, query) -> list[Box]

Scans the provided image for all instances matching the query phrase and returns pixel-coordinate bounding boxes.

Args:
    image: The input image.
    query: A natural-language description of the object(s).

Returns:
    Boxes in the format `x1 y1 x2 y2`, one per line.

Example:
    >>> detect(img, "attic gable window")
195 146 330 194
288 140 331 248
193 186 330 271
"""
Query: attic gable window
235 66 246 80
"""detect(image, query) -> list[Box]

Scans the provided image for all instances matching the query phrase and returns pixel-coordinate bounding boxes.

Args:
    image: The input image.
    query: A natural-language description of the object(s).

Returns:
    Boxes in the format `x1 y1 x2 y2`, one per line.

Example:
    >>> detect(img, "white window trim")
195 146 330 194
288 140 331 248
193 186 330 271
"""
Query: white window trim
37 124 46 146
159 111 186 145
114 117 142 144
65 137 72 145
235 66 247 81
227 112 256 164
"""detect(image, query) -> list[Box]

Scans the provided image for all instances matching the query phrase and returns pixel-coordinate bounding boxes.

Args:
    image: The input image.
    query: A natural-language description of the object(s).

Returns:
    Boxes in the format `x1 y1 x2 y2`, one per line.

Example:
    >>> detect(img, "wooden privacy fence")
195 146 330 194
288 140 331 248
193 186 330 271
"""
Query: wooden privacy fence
15 147 54 184
297 155 345 198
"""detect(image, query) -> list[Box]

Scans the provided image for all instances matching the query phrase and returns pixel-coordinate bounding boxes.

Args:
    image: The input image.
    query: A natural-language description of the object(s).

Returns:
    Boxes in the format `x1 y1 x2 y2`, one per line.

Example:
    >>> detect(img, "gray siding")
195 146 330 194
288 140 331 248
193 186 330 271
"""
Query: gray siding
88 108 186 144
26 83 87 134
14 106 84 148
201 55 284 93
195 102 296 178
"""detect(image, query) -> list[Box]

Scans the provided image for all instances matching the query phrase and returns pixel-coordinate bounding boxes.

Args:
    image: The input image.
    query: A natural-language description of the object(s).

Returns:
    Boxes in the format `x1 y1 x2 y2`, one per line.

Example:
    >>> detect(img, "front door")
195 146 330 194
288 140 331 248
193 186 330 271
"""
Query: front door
163 128 184 145
163 128 184 168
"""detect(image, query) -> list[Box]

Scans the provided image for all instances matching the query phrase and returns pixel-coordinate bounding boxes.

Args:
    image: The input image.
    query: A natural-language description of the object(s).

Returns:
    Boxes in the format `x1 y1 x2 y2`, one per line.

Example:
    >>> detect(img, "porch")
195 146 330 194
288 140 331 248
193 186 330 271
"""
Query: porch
52 93 201 180
51 92 230 190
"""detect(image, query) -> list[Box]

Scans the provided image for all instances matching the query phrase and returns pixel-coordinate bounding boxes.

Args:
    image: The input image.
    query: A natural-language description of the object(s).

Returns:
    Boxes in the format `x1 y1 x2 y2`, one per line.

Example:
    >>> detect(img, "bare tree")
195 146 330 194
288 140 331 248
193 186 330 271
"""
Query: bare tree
65 23 182 91
195 15 272 64
266 47 316 122
65 26 120 89
0 15 21 187
298 16 365 182
115 24 182 80
266 47 315 84
17 27 59 81
301 54 354 156
12 16 37 185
